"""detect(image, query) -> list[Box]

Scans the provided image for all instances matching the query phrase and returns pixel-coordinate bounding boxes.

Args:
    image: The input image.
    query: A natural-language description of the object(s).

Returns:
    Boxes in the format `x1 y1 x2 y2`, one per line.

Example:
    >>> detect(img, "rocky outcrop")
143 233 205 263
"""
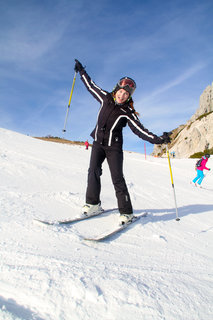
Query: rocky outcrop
152 82 213 158
191 83 213 120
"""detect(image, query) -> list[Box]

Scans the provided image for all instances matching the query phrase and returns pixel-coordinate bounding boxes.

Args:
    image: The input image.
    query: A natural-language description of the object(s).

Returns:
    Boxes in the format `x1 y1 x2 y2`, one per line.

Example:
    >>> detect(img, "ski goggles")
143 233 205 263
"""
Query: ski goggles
118 77 136 89
117 77 136 95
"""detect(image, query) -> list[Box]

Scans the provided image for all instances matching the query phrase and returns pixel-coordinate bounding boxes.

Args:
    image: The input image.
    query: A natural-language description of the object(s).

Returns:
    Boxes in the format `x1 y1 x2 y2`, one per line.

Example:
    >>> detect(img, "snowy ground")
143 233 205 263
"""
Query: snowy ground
0 127 212 320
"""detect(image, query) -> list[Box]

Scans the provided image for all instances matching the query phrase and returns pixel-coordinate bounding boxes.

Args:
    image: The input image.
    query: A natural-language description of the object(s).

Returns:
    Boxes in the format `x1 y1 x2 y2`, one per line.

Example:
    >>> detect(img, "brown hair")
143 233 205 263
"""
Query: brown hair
129 99 140 117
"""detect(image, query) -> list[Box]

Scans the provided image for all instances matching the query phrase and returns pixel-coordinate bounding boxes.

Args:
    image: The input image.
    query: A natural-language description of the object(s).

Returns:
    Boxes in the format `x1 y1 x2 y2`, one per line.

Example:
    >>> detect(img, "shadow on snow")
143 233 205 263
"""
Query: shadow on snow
134 203 213 222
101 204 213 242
0 295 45 320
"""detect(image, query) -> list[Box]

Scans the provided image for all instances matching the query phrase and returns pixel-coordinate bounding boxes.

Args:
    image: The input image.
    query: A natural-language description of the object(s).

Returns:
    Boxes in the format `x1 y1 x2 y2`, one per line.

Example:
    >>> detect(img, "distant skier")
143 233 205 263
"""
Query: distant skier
192 154 211 187
74 59 171 224
85 140 89 150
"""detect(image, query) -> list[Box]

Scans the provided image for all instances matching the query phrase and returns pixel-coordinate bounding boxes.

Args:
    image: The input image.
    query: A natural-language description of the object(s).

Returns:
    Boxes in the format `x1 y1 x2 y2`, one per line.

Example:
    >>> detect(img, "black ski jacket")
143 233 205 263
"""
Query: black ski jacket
80 69 164 149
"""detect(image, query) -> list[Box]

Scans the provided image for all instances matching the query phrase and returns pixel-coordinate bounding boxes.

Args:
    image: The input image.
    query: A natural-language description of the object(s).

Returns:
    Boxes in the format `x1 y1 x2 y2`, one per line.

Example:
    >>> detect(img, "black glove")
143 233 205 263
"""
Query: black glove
161 131 172 144
74 59 84 73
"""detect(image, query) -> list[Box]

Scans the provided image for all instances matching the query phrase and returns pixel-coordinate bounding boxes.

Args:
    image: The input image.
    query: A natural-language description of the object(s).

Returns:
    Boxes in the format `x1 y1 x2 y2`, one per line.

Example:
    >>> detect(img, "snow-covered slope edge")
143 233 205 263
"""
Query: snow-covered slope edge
0 128 212 320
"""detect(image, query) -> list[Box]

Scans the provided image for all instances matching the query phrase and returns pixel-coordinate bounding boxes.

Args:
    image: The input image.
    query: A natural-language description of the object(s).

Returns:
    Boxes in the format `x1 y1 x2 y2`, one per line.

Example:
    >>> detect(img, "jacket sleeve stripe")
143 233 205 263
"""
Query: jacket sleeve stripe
128 118 155 139
91 80 107 95
82 74 106 103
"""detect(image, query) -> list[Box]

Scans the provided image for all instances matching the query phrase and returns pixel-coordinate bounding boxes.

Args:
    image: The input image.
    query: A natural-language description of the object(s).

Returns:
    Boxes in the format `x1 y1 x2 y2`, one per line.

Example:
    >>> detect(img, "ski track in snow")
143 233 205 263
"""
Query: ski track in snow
0 128 213 320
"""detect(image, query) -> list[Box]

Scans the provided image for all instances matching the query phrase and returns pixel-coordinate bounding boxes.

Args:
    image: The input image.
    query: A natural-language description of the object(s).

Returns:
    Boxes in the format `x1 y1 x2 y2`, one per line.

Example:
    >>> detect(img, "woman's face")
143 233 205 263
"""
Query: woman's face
115 89 130 104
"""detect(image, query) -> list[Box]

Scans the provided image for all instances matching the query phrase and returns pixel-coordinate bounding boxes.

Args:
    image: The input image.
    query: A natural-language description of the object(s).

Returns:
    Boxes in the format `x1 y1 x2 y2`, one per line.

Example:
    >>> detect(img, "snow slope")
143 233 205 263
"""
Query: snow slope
0 128 212 320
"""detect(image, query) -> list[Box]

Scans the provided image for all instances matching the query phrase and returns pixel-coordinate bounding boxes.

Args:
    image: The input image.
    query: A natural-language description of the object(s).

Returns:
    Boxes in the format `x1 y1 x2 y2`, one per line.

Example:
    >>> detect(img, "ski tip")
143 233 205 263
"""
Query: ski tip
84 236 103 242
33 218 54 226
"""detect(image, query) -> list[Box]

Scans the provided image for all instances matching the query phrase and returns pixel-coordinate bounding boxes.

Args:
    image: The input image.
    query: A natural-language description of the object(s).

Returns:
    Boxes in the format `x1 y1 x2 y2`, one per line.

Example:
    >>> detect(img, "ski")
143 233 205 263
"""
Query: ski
84 212 148 241
33 208 118 226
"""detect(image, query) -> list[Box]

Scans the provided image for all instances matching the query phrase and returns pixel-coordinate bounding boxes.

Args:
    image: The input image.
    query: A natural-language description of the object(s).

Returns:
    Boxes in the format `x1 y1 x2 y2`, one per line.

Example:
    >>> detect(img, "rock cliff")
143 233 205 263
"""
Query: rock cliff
152 82 213 158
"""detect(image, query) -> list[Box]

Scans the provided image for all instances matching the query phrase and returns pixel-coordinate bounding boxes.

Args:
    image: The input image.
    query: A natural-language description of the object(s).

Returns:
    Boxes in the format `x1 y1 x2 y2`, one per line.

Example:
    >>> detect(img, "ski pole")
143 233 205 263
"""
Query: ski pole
166 146 180 221
62 71 77 132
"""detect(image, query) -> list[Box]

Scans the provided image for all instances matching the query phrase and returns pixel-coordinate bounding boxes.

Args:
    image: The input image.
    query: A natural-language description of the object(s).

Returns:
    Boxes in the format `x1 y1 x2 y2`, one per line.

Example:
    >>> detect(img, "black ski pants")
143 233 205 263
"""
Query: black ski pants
86 142 133 214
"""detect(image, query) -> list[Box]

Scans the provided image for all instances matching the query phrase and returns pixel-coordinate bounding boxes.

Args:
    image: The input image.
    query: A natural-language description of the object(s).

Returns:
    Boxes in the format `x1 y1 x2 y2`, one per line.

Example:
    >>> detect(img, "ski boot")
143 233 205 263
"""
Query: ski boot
119 213 133 225
82 203 103 216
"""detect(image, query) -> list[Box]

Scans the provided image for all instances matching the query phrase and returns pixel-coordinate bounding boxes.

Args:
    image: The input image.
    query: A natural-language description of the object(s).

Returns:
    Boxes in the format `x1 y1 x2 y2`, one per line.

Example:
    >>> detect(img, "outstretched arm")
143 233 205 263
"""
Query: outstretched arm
74 59 107 103
127 116 171 145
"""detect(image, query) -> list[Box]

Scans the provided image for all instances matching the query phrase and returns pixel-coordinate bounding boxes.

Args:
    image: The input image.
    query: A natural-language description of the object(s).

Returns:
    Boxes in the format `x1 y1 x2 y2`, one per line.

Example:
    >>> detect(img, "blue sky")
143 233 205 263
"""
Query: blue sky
1 0 213 154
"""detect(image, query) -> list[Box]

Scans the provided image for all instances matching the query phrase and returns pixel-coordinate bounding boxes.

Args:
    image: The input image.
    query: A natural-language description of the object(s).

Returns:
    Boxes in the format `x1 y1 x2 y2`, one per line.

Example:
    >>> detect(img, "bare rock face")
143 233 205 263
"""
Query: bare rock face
191 83 213 121
152 83 213 158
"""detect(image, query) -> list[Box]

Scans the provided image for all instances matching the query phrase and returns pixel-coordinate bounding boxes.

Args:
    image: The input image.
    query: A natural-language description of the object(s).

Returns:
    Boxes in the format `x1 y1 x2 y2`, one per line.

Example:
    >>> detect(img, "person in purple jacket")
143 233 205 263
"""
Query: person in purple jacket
192 154 211 187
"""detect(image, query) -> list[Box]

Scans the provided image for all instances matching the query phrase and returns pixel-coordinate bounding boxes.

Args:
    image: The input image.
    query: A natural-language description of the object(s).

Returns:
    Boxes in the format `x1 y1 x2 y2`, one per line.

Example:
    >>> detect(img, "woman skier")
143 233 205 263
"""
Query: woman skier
192 154 211 187
74 59 171 224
